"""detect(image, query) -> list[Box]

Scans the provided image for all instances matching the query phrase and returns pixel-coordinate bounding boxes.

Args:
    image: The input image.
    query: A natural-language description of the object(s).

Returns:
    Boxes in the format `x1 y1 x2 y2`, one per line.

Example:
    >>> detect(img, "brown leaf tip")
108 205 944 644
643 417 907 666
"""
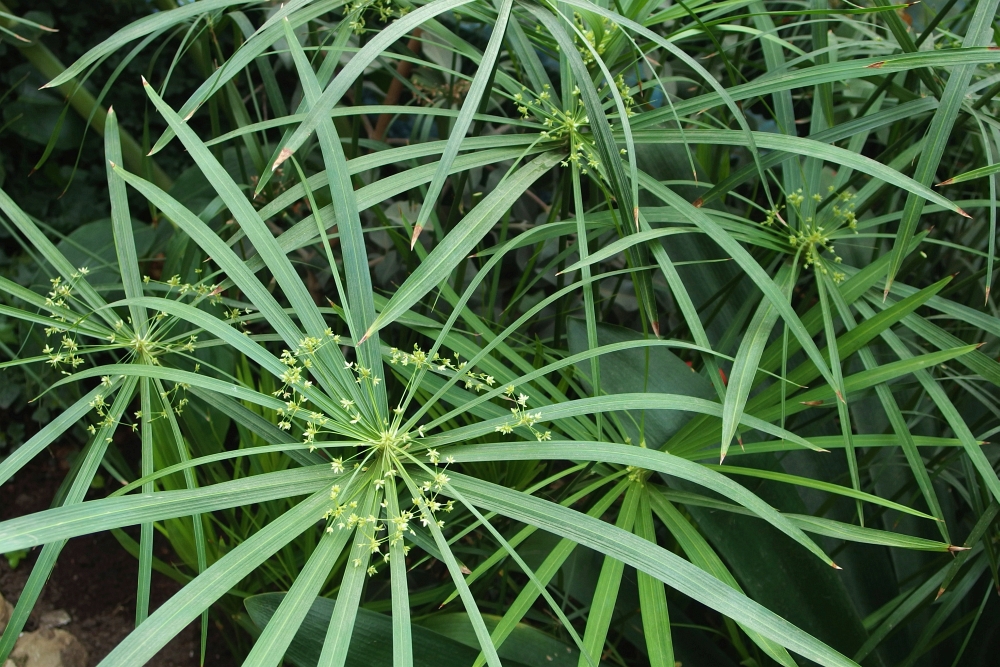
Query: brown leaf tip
409 225 423 250
272 147 293 171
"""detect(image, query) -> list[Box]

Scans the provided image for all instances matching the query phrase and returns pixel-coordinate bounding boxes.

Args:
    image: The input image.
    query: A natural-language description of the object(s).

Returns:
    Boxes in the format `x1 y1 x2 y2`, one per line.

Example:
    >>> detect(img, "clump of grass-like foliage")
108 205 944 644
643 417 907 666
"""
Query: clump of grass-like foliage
1 0 999 666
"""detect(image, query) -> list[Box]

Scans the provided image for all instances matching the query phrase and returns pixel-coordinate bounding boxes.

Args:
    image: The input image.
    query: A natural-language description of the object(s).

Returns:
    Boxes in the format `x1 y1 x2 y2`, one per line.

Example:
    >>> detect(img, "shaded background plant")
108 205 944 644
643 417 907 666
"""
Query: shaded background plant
0 0 999 666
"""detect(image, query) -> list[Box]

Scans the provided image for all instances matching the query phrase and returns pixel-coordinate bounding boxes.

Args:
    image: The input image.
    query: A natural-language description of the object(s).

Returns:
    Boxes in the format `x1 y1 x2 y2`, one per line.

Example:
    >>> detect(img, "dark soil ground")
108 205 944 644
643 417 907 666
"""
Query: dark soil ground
0 446 239 667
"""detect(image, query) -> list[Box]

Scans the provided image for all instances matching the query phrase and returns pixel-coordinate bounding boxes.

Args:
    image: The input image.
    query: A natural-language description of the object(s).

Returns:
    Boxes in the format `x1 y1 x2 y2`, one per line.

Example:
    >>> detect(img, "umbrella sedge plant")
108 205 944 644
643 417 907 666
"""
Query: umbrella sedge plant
0 0 998 666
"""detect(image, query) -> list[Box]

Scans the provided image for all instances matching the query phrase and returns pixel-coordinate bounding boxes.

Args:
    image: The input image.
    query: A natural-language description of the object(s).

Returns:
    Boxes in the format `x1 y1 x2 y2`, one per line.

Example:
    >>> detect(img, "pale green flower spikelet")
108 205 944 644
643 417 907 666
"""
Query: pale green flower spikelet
225 306 254 334
84 367 195 436
271 331 350 442
146 270 223 306
390 344 496 393
35 263 242 451
43 267 211 422
302 343 478 574
517 76 634 181
158 372 193 416
625 439 650 484
322 453 454 578
515 85 606 177
764 188 860 284
41 269 92 373
344 0 408 33
43 335 85 373
626 465 651 484
277 340 501 575
274 344 466 576
573 12 618 65
615 74 638 118
494 387 551 442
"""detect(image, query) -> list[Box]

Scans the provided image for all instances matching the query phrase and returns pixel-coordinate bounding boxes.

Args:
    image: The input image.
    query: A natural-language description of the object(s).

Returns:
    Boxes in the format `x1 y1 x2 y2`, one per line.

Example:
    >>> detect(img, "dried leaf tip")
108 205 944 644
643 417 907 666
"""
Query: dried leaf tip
272 147 293 171
108 160 117 169
831 562 842 570
140 75 150 87
935 177 953 186
957 207 972 218
935 587 946 600
947 545 970 553
633 206 639 231
409 225 423 250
